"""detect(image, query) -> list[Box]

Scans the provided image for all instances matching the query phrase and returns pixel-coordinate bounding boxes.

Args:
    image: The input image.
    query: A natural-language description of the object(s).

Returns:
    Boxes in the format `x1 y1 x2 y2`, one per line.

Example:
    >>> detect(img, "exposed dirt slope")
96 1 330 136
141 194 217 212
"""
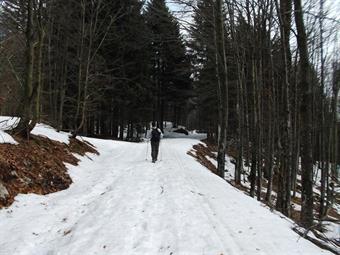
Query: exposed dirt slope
0 135 98 207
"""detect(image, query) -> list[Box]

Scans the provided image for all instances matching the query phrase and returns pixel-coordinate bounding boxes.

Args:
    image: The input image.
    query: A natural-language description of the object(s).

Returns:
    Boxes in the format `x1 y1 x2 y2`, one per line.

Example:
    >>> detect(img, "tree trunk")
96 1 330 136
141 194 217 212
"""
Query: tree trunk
14 0 36 138
294 0 314 227
213 0 228 179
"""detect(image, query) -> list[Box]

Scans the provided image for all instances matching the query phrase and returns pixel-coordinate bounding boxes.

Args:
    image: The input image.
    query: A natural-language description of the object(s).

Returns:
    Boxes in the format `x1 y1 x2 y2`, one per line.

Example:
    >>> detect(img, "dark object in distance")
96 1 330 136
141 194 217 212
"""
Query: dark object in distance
173 128 189 135
196 130 207 134
126 137 143 143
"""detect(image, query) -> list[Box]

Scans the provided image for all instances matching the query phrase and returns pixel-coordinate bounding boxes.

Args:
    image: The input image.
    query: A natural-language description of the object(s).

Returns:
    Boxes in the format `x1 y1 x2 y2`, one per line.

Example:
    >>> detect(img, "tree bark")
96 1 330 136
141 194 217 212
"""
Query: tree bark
294 0 314 227
14 0 36 138
213 0 228 179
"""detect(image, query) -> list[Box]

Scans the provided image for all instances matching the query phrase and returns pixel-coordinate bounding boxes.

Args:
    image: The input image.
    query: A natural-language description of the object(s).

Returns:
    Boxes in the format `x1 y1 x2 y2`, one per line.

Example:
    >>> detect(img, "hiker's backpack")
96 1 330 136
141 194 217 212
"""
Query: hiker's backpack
151 129 161 142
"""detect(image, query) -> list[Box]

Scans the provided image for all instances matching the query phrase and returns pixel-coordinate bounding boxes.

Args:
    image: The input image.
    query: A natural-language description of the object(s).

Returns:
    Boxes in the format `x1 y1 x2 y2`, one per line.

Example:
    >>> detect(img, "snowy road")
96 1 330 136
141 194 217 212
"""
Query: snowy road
0 138 334 255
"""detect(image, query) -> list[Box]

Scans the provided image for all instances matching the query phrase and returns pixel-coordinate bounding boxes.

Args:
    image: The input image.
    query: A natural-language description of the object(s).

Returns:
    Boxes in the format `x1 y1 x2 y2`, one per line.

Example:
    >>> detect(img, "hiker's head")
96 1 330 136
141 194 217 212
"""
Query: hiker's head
152 122 156 128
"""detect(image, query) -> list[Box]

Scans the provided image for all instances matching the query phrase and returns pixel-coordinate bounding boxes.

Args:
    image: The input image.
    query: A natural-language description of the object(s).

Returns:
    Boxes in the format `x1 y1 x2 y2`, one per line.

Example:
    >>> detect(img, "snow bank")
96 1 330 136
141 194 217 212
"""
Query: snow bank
0 116 19 130
31 123 71 144
0 117 18 144
0 116 70 144
0 130 17 144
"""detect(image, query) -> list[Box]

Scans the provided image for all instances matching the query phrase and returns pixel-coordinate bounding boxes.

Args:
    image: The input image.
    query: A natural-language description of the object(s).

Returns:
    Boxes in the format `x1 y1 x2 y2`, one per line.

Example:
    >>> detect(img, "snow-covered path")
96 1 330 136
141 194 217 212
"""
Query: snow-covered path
0 138 334 255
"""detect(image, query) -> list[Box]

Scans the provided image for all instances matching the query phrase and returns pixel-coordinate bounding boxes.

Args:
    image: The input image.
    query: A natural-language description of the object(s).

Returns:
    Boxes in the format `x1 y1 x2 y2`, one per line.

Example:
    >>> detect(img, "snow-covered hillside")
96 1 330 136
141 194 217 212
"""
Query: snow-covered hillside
0 125 335 254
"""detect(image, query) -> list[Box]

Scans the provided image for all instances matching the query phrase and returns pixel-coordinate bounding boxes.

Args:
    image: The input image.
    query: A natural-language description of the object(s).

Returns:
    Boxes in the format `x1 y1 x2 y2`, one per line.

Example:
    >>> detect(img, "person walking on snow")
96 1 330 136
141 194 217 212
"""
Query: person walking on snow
150 122 162 163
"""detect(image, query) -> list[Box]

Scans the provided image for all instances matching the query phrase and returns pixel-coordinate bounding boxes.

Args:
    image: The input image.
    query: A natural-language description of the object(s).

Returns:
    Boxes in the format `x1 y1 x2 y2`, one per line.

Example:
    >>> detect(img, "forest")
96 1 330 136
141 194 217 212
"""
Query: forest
0 0 339 241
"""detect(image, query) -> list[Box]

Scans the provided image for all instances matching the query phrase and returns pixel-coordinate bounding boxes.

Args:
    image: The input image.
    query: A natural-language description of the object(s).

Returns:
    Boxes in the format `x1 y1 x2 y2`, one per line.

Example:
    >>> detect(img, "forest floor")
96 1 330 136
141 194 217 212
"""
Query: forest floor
0 121 337 255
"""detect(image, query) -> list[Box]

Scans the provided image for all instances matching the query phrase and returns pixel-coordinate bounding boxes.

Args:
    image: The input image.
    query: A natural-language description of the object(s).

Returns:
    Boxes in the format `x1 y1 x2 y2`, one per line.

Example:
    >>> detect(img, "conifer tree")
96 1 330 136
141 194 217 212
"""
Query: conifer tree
189 0 218 138
145 0 191 131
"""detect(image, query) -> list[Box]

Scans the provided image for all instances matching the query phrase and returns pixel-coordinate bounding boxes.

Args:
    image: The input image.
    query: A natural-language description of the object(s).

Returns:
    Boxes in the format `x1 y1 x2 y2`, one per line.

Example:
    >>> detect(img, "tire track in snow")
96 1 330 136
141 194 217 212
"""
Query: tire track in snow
167 143 238 255
168 141 267 255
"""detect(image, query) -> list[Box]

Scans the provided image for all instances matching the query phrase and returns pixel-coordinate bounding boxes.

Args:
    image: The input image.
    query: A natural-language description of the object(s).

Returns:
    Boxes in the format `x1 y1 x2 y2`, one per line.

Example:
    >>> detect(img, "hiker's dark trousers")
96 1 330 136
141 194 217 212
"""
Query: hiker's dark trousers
151 141 160 161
